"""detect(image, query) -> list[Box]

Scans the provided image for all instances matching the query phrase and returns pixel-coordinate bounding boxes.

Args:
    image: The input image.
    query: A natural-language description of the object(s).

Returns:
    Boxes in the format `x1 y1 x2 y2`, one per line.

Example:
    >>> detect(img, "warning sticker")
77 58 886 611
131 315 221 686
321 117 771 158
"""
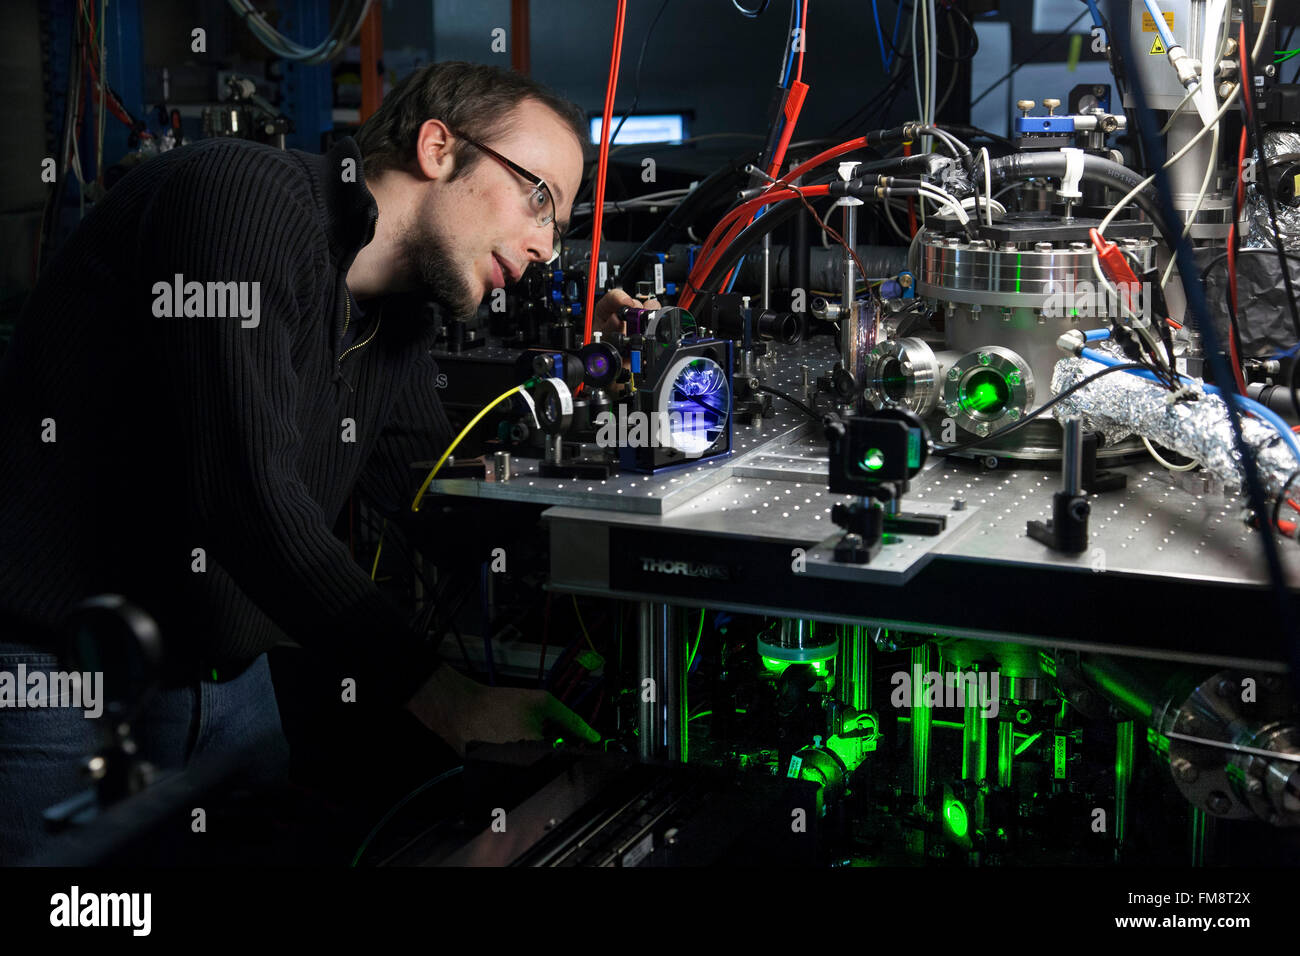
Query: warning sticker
1150 35 1167 55
1140 11 1175 32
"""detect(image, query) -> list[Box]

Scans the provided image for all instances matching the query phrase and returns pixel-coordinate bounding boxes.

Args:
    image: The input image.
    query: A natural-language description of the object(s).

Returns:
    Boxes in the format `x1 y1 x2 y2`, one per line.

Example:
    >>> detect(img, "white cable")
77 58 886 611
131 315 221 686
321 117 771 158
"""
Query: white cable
1195 0 1228 127
1251 0 1275 64
917 184 970 225
911 0 923 129
981 146 993 226
1144 436 1199 471
927 0 938 131
1160 125 1218 289
226 0 372 64
1098 81 1241 237
922 124 965 158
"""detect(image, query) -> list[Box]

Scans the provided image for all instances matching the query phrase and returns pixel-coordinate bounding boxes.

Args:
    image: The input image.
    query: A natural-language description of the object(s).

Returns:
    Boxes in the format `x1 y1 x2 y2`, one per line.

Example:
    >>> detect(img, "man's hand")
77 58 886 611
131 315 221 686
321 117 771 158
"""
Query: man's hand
405 662 600 757
592 287 662 340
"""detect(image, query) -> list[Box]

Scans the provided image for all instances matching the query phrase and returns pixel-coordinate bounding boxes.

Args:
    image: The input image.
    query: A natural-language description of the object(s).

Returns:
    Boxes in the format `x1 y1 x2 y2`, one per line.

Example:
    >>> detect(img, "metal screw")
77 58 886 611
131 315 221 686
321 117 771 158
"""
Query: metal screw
975 423 990 437
1265 64 1276 78
946 401 961 415
1007 408 1021 420
1172 758 1198 783
1218 81 1235 99
1246 778 1264 795
1043 97 1061 115
1206 791 1233 814
947 368 960 381
978 352 991 366
952 498 966 511
1215 678 1235 698
1017 99 1036 116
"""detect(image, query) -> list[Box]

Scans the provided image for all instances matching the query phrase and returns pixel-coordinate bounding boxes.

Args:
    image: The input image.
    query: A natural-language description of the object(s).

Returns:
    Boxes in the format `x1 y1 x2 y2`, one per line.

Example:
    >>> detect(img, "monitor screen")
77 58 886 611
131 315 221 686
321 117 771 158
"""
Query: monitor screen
589 113 688 146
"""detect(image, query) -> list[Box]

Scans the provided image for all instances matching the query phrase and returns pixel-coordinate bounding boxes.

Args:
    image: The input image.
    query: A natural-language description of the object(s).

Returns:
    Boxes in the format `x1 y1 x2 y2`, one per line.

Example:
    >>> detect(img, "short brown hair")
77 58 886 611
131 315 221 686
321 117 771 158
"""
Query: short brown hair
356 61 587 180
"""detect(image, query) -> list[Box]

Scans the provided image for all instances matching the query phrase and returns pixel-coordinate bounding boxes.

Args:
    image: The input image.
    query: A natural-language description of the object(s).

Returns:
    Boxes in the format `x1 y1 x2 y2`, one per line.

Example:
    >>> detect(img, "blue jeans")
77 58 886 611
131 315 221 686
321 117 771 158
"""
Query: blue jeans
0 641 289 865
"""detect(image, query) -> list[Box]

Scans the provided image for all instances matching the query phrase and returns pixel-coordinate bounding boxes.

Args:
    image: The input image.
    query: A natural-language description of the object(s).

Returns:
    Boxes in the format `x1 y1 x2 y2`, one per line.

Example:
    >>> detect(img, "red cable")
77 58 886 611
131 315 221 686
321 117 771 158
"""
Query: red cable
681 185 830 309
1225 125 1249 395
582 0 628 345
682 133 893 310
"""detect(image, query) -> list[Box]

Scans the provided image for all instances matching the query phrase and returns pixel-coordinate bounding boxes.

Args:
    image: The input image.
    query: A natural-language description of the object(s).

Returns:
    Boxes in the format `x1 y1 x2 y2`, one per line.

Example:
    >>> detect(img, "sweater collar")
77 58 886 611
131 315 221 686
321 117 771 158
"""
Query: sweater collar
307 136 378 267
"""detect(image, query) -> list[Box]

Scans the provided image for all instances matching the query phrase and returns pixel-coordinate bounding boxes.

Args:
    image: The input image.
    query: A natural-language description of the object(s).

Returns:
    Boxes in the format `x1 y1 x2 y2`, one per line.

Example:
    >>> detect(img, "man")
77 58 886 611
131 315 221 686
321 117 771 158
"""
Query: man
0 61 637 863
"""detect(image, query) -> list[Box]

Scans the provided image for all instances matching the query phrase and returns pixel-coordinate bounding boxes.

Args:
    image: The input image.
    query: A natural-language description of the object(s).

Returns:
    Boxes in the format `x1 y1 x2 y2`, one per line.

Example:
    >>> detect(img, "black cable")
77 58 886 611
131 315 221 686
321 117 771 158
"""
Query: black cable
607 0 672 150
830 66 909 138
931 362 1146 456
1112 0 1300 693
573 0 674 216
696 191 813 292
970 10 1090 109
618 156 752 281
754 383 821 421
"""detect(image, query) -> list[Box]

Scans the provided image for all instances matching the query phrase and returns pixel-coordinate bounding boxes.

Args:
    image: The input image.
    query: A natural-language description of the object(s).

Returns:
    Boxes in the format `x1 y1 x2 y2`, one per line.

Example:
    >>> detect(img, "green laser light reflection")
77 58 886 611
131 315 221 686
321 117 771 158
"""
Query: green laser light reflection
963 381 1004 412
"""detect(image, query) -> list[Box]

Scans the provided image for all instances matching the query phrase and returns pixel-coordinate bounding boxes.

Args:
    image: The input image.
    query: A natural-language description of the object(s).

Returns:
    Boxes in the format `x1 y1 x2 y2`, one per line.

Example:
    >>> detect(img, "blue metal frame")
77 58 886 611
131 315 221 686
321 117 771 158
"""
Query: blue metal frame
279 0 335 152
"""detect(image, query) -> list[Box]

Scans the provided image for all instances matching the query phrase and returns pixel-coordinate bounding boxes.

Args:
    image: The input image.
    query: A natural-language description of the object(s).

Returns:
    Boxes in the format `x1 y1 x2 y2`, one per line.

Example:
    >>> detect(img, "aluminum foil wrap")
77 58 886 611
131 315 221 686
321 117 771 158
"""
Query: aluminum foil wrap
1050 353 1299 497
1244 129 1300 252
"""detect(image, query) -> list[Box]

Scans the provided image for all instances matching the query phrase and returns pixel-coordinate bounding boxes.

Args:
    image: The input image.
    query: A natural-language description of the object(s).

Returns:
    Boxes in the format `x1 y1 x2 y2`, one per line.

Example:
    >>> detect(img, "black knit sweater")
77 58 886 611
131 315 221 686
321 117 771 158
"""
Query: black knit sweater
0 136 451 706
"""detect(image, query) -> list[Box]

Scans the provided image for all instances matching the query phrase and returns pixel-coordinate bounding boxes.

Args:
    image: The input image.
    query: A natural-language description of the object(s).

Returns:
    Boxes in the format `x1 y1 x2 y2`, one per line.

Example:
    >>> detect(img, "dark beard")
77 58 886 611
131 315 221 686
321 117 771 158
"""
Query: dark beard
400 219 479 319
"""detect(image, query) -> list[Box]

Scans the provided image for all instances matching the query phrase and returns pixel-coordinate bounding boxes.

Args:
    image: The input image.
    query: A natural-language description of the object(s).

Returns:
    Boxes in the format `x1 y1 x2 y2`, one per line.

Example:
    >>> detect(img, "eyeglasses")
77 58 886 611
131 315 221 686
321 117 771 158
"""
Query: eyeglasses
455 133 563 265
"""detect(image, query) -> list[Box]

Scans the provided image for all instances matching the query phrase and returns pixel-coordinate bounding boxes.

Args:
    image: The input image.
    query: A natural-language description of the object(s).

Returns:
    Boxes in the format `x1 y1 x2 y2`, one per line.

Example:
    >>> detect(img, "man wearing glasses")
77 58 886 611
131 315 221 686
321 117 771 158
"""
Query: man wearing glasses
0 61 640 862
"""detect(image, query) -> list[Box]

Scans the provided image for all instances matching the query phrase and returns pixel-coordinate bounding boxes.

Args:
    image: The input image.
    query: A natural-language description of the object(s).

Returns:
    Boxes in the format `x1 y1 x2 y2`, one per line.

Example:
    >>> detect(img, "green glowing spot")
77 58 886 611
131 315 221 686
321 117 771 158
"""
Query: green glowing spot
860 448 885 471
762 656 790 676
1014 730 1042 755
811 660 828 676
907 429 921 468
963 381 1004 412
211 668 219 681
943 798 970 839
1014 254 1023 293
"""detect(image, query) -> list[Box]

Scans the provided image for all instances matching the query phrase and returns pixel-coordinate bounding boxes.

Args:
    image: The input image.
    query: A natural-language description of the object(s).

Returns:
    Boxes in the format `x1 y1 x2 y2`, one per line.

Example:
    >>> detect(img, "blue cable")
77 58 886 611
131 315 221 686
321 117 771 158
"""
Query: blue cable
888 0 905 71
1078 346 1300 464
781 0 800 86
1141 0 1177 51
871 0 891 72
1084 0 1104 31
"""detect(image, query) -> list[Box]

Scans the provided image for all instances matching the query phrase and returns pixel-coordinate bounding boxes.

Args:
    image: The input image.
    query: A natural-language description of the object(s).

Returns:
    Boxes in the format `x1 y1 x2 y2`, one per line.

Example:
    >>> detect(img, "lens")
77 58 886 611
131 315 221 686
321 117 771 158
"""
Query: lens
586 353 609 377
960 369 1009 417
878 357 907 403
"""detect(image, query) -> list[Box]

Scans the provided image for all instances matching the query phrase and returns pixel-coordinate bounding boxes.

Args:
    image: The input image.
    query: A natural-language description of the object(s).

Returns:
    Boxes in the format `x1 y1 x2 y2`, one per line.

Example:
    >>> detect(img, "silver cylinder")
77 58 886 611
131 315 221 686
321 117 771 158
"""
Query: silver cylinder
1062 417 1082 496
637 602 685 762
